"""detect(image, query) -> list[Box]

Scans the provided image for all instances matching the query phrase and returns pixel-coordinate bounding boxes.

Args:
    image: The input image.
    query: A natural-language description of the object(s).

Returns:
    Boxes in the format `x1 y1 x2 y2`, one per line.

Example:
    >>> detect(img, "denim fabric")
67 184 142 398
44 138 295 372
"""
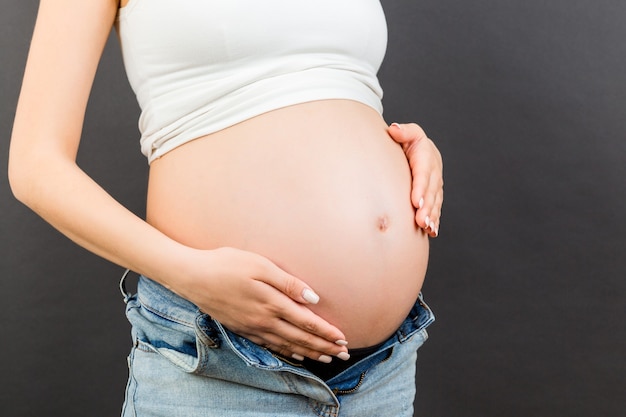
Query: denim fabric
120 274 434 417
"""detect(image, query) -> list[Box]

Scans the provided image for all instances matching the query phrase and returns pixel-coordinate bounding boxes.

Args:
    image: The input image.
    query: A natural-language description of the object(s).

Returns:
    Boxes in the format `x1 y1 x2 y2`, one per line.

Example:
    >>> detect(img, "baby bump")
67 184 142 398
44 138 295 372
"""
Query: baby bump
146 100 429 347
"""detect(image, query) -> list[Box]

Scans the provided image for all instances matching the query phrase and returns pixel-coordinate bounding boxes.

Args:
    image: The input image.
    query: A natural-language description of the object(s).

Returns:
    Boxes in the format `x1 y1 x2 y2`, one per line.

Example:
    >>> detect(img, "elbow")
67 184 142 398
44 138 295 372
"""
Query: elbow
7 146 51 208
8 128 79 208
8 145 78 210
8 153 33 205
8 129 54 206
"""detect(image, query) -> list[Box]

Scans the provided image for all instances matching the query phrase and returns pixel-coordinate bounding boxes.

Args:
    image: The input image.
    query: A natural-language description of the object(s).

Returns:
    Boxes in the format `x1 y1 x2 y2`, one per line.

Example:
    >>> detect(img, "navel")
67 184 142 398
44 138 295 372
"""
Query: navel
377 215 390 232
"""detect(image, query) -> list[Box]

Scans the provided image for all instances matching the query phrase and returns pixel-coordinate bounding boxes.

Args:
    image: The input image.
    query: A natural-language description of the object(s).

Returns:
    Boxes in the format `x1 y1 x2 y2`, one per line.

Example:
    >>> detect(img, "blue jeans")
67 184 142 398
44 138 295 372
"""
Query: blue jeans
120 274 434 417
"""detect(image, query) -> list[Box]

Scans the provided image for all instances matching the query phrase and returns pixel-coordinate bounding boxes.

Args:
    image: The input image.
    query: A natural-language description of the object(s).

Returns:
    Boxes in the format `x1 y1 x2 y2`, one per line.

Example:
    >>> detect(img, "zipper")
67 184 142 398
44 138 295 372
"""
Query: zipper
333 371 367 395
332 348 394 395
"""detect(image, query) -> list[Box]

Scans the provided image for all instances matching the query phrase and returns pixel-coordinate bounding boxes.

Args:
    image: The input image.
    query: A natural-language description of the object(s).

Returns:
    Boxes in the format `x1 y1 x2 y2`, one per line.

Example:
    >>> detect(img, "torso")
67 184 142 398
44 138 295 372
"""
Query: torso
146 100 429 347
118 0 426 347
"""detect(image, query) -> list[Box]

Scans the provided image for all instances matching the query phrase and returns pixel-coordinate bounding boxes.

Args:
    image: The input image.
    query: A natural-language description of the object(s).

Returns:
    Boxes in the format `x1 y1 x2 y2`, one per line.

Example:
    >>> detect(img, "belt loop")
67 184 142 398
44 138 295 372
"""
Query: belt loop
119 268 133 303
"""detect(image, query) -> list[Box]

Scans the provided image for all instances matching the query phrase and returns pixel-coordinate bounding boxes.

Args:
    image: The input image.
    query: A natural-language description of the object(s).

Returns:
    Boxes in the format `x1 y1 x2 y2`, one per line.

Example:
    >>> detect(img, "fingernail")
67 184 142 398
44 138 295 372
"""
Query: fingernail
424 215 430 229
291 353 305 361
337 352 351 361
318 355 332 363
335 340 349 346
418 197 424 209
390 122 402 129
429 221 435 231
302 288 320 304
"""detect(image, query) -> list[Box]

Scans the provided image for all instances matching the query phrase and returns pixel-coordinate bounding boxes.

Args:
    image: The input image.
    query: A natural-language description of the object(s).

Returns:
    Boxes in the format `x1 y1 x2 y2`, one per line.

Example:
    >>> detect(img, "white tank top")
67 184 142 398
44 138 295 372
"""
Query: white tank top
116 0 388 162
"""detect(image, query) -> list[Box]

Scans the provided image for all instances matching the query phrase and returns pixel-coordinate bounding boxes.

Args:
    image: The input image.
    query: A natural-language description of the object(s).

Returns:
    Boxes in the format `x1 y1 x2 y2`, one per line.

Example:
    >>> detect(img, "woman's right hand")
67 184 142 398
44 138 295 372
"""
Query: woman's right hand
173 247 350 363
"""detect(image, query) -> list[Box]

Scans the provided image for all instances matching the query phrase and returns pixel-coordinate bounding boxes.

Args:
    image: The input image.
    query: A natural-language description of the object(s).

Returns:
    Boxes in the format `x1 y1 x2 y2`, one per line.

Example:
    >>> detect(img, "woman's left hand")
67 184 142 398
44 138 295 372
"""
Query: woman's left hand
388 123 443 237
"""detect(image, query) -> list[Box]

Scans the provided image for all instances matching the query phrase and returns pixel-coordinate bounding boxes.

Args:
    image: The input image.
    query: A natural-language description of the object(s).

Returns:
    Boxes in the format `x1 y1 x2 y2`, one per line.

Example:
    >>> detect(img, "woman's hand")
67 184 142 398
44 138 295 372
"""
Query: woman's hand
388 123 444 237
174 247 350 363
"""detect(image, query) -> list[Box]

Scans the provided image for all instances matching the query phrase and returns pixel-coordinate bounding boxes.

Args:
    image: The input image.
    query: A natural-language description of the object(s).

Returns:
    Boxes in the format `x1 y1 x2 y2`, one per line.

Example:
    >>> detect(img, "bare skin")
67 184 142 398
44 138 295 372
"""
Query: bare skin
8 0 443 363
148 100 430 349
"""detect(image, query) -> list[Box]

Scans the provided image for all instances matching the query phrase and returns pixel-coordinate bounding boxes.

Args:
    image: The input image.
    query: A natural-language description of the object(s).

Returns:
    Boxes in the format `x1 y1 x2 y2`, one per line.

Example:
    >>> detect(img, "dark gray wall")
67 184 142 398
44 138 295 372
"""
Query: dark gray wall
2 1 625 416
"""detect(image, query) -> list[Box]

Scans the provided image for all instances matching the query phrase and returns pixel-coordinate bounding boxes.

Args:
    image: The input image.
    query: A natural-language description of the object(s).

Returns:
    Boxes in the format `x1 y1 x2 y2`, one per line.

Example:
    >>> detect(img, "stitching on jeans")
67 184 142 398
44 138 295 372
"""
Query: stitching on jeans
138 294 196 327
134 340 156 353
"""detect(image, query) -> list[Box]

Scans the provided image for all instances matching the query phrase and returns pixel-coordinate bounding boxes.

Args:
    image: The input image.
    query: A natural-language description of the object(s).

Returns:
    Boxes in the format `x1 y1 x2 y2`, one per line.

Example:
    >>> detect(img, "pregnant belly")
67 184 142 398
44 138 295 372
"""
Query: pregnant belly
146 100 429 347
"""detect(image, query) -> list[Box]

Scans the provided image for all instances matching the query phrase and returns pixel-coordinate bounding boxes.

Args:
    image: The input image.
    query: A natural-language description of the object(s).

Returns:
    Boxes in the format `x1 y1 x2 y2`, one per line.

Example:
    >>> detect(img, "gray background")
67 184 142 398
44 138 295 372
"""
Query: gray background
1 1 625 416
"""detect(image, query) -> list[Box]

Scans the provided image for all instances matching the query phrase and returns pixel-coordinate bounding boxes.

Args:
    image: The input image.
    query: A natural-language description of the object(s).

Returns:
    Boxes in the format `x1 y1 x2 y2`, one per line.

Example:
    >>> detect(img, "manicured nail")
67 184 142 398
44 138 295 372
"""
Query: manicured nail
429 221 435 231
291 353 305 361
337 352 351 361
424 215 430 229
418 197 424 209
302 288 320 304
318 355 333 363
335 340 349 346
390 122 402 129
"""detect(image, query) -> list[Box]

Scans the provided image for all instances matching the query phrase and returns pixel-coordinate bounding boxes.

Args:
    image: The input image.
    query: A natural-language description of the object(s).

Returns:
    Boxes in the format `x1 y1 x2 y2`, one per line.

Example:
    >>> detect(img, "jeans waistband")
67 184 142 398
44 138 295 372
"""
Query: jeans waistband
121 270 200 327
120 270 435 348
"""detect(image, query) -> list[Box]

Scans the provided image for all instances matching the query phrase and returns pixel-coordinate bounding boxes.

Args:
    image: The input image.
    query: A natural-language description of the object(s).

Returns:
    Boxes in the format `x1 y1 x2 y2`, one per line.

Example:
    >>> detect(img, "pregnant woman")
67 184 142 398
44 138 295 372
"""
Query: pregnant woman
9 0 443 416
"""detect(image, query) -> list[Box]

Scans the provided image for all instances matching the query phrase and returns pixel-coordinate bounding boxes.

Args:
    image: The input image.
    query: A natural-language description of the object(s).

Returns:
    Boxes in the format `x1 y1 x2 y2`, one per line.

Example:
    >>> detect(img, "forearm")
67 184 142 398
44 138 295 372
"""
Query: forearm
9 154 353 361
9 153 190 288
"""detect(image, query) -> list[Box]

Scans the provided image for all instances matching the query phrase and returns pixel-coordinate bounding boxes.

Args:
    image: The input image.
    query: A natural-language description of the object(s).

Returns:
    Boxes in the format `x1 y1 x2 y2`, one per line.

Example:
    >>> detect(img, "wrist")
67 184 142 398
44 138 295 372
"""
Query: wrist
133 237 202 296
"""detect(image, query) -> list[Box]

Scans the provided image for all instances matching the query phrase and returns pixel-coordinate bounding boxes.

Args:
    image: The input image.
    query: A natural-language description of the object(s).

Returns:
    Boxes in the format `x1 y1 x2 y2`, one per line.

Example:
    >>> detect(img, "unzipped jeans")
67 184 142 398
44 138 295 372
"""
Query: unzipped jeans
120 274 435 417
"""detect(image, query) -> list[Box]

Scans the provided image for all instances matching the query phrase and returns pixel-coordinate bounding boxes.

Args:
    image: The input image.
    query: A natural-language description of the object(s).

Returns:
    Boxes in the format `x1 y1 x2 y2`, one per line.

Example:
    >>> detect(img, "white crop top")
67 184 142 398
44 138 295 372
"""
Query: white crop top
116 0 388 163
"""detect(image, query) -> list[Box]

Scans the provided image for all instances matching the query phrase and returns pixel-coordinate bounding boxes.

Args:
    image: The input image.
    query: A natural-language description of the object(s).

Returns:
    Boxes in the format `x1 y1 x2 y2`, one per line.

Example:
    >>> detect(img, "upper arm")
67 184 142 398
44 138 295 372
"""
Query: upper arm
9 0 119 166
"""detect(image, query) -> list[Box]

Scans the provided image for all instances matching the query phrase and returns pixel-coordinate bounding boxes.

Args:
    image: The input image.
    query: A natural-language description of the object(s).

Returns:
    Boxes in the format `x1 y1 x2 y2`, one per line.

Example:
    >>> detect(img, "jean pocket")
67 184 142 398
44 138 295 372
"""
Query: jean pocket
125 297 221 374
